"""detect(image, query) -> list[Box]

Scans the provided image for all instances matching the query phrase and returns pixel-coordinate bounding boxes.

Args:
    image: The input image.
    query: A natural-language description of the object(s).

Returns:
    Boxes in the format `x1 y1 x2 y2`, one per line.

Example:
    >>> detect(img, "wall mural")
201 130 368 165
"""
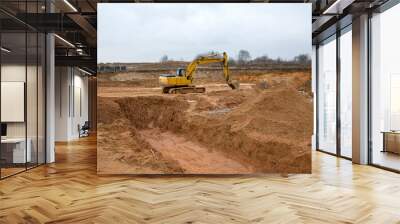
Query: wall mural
97 3 313 174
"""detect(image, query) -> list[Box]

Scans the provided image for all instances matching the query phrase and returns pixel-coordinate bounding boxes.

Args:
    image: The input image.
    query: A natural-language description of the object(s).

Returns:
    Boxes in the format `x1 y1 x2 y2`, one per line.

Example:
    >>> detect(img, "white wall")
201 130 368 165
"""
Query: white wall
72 73 89 138
55 67 70 141
1 65 26 138
55 67 89 141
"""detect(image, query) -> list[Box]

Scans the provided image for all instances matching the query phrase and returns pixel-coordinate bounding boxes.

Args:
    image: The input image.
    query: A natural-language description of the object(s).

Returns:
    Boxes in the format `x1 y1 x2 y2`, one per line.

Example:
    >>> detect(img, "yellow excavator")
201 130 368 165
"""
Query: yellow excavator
159 52 240 94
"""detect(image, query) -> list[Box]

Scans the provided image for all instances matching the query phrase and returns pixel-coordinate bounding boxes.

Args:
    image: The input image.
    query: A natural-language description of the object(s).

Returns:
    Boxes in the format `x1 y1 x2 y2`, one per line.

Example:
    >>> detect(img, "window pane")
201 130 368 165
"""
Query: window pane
318 37 337 154
1 31 27 177
340 29 352 158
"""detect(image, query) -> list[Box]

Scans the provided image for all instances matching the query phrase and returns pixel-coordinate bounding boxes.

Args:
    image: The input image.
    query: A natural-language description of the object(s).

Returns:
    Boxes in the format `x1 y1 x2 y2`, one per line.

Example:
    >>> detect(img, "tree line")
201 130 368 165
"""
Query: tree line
160 49 311 66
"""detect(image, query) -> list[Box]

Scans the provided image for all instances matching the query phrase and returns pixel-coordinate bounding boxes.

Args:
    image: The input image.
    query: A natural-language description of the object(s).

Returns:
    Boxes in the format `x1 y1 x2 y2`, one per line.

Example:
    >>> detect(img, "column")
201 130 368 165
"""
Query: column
352 14 369 164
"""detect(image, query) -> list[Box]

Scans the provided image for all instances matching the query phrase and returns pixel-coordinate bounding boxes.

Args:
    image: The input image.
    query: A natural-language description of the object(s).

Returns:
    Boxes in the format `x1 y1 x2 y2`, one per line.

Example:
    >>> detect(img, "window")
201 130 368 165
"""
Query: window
339 28 352 158
370 3 400 171
317 36 337 154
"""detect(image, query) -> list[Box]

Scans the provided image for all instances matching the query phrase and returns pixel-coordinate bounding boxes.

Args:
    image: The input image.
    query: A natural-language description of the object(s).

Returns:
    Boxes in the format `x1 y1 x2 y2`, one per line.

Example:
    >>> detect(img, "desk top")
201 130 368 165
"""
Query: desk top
1 138 28 143
381 131 400 134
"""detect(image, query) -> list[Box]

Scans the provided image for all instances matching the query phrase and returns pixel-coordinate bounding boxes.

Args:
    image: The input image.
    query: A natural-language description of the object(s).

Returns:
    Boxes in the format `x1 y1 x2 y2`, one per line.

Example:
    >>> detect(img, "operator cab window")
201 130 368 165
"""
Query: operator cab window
177 68 185 76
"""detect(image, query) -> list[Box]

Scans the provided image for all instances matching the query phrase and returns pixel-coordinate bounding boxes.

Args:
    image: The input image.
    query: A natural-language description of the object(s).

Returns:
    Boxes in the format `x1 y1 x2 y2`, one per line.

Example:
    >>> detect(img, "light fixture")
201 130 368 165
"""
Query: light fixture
78 67 93 76
63 0 78 12
76 48 86 56
54 34 75 48
1 47 11 53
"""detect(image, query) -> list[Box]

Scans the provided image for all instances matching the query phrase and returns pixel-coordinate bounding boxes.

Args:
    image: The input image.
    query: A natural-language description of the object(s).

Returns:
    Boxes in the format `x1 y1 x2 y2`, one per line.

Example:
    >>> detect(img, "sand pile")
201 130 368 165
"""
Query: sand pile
98 83 312 173
182 88 312 173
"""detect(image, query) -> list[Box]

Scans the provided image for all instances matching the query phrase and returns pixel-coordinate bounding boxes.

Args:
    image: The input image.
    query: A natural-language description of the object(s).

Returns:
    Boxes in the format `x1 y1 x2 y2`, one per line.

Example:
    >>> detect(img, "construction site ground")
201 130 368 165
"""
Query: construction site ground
97 67 313 174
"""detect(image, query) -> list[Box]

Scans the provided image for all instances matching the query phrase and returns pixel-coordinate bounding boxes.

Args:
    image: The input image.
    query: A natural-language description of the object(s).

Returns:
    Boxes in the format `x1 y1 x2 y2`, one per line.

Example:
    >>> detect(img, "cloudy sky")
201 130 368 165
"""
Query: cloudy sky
98 3 311 63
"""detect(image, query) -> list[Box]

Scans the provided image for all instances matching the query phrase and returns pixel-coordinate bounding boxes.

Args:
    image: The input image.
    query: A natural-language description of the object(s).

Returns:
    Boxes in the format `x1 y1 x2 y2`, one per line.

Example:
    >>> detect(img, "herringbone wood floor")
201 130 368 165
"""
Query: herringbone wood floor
1 136 400 224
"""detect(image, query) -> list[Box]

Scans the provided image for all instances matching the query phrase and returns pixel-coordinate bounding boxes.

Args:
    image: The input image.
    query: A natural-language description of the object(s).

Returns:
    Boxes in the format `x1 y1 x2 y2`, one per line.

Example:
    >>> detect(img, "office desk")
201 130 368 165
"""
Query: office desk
1 138 31 163
382 131 400 154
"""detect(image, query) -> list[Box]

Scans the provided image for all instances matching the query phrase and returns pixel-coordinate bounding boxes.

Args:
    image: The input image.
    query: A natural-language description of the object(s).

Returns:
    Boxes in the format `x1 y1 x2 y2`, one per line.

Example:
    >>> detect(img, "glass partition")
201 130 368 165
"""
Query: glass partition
0 2 46 179
1 31 28 177
317 36 337 154
26 0 42 169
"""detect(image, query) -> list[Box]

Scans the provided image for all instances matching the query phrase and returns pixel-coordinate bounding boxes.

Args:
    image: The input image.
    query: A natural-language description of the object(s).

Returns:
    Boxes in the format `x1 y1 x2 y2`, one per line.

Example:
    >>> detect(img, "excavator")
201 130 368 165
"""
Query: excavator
159 52 240 94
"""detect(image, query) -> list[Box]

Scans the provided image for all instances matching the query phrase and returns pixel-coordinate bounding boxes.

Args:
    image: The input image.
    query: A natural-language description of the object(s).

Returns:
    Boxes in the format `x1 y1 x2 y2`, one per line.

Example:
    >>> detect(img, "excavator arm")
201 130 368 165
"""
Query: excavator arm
185 52 239 89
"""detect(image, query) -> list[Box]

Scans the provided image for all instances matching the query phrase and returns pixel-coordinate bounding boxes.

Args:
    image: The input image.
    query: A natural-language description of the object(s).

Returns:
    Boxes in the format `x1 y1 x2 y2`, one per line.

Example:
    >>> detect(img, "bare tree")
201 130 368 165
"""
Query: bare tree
294 54 311 65
228 58 236 66
237 50 251 65
253 55 271 64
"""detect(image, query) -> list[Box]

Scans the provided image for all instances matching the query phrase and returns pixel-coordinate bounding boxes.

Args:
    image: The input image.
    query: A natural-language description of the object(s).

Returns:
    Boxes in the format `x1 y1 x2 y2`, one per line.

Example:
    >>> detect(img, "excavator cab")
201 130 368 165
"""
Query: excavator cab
176 68 186 77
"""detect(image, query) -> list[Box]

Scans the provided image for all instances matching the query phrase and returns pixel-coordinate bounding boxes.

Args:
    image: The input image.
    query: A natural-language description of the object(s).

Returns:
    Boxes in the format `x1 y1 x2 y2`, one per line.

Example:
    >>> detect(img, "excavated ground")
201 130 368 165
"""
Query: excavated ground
97 70 313 174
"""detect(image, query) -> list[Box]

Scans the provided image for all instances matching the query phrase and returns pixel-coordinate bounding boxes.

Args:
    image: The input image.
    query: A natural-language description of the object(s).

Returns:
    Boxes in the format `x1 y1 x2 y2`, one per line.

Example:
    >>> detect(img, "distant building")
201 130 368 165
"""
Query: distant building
98 64 127 73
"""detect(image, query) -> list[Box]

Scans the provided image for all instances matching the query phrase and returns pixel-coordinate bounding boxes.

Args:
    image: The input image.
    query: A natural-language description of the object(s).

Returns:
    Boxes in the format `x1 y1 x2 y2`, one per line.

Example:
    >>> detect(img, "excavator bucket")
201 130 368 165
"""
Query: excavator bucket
228 80 240 90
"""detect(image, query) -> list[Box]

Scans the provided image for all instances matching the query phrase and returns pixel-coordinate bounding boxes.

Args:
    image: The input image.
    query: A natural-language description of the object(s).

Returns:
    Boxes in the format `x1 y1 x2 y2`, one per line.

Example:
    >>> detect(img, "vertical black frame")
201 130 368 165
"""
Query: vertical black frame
336 28 341 158
367 11 373 166
315 44 320 151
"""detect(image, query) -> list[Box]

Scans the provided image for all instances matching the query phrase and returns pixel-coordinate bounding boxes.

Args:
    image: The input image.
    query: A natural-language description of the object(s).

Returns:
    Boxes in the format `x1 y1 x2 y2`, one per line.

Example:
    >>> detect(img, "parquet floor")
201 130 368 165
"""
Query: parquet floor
1 135 400 223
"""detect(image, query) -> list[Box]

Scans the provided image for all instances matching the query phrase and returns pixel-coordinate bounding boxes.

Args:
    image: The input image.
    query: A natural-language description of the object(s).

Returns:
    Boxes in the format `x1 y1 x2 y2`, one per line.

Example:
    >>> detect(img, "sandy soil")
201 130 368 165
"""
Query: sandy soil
97 68 313 174
140 129 253 174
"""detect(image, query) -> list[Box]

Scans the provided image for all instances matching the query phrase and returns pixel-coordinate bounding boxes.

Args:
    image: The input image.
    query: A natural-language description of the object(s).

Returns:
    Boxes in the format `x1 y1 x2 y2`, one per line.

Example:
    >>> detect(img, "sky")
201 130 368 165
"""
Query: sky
98 3 311 63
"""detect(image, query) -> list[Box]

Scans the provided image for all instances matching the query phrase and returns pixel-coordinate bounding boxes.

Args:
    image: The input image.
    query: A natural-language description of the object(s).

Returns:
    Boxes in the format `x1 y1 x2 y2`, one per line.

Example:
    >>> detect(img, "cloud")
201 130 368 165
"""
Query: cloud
98 3 311 63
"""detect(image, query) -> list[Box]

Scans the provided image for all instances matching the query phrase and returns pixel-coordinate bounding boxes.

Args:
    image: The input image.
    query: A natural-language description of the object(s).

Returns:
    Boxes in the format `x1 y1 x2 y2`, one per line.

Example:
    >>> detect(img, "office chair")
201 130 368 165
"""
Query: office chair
79 121 90 138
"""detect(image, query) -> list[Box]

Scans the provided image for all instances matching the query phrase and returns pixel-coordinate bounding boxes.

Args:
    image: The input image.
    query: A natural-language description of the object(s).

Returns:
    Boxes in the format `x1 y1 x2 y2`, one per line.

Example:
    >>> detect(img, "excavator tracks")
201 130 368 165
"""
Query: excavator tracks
163 86 206 94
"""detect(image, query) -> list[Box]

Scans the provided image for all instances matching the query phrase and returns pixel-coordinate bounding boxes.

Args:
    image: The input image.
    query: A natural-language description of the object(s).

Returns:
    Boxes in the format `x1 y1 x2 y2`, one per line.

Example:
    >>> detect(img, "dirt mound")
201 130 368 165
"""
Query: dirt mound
97 97 122 124
97 97 185 174
97 70 313 174
116 96 189 130
182 88 312 173
99 86 312 173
